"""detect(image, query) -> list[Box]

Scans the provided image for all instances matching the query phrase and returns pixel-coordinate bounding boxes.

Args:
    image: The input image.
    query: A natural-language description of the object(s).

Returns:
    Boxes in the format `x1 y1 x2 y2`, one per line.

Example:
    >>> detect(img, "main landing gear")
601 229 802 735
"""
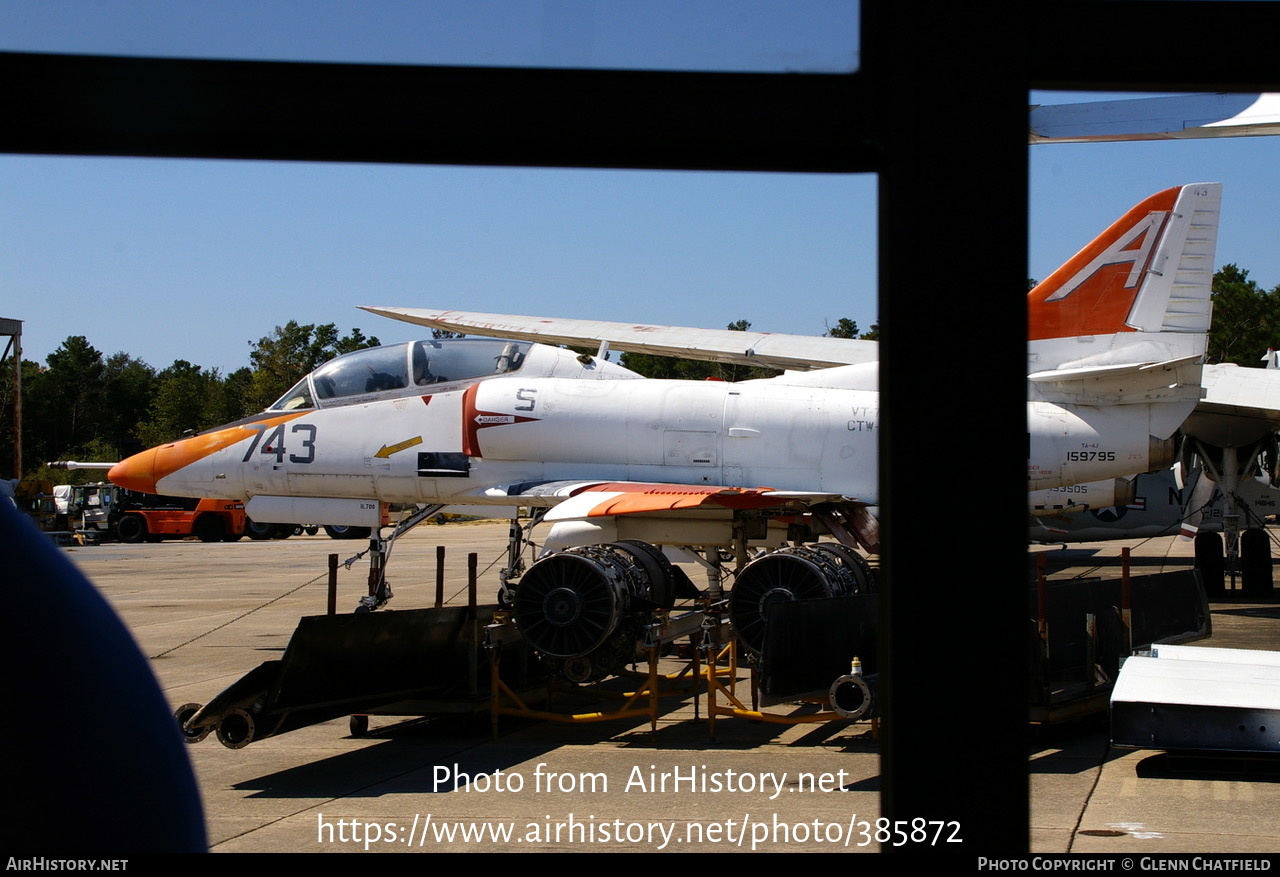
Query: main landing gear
1193 527 1274 598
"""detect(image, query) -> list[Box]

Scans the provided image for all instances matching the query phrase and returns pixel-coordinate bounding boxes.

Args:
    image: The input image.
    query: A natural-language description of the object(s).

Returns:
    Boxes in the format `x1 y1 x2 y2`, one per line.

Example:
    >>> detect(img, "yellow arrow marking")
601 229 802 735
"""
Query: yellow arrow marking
374 436 424 459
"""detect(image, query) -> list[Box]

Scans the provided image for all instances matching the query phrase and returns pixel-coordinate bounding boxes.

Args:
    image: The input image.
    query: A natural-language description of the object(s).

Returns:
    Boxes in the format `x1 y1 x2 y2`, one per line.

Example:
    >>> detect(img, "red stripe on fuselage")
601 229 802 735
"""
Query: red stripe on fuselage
461 383 539 458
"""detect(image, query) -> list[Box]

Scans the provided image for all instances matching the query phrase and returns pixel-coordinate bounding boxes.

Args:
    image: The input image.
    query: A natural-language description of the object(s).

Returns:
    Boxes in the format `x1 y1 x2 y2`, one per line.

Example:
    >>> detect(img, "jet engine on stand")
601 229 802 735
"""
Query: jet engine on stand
727 542 875 655
511 539 682 683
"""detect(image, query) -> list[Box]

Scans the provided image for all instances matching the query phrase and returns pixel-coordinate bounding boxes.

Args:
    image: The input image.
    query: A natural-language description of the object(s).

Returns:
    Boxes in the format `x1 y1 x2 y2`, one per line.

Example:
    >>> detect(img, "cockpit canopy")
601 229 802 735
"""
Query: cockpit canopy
270 338 531 411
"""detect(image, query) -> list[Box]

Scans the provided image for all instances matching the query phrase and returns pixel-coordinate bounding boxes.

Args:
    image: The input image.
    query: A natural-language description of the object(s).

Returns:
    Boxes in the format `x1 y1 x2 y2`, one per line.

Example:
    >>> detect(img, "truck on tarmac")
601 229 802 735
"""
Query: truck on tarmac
112 488 251 543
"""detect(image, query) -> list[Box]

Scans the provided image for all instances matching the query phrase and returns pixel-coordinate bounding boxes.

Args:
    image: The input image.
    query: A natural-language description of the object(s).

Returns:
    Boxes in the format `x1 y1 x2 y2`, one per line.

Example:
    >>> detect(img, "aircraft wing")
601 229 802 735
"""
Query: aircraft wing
495 479 879 553
1027 355 1203 407
542 483 846 521
360 306 875 372
478 479 846 518
1182 363 1280 446
1030 93 1280 144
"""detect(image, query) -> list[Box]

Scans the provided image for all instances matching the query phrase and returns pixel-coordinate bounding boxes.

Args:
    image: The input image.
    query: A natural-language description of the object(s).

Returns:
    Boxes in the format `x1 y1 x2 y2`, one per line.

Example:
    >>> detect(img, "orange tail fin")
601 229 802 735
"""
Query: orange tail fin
1029 184 1219 342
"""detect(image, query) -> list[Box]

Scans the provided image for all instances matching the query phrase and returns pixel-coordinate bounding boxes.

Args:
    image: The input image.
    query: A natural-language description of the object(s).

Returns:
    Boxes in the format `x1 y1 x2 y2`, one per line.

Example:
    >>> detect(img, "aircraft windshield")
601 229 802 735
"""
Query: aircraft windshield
313 344 410 400
269 339 532 410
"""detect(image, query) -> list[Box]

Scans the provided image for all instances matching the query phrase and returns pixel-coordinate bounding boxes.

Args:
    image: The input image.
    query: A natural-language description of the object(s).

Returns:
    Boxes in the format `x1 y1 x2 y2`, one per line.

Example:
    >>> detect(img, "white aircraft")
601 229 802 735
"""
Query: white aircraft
1029 464 1280 543
1028 354 1280 596
364 182 1222 511
111 183 1220 679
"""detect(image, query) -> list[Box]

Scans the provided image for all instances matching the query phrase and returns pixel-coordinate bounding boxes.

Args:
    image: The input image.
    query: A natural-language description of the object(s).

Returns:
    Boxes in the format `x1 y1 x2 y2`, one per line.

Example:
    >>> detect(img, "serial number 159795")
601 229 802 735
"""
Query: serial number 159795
1066 450 1116 462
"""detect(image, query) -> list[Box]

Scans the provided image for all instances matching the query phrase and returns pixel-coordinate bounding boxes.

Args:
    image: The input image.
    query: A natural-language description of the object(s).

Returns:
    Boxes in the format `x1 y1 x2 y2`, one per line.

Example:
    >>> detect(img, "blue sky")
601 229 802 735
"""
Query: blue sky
2 1 1276 376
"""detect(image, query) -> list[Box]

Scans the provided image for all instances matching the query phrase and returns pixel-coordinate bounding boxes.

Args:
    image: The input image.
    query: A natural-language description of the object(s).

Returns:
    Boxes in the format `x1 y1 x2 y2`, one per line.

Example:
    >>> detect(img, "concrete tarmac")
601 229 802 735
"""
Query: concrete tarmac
62 522 1278 854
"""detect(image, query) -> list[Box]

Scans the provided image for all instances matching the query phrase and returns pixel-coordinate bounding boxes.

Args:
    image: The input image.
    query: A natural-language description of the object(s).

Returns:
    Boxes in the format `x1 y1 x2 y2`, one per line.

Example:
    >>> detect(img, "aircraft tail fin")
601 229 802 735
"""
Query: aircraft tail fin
1028 183 1220 371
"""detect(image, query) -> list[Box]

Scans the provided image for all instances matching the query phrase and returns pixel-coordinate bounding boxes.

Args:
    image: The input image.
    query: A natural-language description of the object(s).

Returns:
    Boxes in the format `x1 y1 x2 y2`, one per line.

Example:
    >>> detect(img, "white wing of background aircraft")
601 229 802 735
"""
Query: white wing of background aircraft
1030 92 1280 144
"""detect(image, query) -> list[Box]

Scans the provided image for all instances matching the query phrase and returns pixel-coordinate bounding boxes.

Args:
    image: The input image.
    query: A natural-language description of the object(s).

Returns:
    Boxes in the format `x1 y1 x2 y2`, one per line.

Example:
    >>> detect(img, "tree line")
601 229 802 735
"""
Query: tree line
1 321 380 482
3 264 1275 482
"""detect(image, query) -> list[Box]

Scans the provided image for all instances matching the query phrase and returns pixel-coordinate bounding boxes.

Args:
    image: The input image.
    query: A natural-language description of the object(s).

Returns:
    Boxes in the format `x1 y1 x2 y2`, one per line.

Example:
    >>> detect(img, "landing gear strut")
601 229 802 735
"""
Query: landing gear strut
352 504 447 612
1183 437 1276 599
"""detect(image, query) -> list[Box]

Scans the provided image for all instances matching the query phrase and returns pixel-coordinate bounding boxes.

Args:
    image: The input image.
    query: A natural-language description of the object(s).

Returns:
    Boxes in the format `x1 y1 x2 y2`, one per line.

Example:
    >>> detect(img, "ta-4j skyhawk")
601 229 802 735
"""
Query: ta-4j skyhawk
112 183 1221 680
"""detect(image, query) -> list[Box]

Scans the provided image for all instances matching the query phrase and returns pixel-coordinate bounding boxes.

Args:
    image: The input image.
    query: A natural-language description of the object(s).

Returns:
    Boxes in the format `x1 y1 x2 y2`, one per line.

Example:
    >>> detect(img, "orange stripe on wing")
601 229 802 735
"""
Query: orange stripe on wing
572 483 784 516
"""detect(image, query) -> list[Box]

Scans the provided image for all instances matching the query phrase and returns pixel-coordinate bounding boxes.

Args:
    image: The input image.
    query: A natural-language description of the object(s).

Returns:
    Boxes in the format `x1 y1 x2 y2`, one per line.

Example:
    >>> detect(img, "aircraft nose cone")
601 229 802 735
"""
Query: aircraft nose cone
109 448 160 494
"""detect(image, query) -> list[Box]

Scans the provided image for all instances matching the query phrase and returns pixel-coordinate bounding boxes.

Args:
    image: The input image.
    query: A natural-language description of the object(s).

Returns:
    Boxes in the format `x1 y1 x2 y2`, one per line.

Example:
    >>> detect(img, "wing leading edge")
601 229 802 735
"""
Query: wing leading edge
360 306 874 372
1030 93 1280 144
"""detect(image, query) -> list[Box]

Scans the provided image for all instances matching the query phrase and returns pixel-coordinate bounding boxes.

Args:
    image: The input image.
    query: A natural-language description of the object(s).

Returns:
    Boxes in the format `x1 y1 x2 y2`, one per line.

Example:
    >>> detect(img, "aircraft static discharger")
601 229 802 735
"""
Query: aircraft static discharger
113 183 1219 690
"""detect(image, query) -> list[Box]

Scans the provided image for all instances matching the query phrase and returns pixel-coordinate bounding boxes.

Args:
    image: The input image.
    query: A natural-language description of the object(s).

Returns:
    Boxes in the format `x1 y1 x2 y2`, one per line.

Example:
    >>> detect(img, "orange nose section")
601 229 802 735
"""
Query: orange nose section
108 448 160 494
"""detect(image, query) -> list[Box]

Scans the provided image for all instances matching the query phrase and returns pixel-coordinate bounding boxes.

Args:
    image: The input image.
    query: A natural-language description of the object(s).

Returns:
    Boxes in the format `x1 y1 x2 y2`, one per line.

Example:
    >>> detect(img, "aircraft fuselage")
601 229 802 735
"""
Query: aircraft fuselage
113 349 1185 519
132 373 882 506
